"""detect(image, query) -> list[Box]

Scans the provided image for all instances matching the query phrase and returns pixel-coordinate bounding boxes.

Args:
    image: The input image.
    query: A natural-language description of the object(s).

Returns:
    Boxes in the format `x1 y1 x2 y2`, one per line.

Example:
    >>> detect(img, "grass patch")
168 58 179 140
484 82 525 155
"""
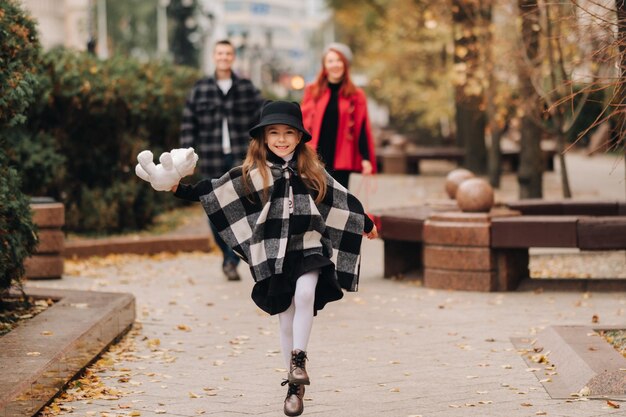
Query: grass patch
599 330 626 358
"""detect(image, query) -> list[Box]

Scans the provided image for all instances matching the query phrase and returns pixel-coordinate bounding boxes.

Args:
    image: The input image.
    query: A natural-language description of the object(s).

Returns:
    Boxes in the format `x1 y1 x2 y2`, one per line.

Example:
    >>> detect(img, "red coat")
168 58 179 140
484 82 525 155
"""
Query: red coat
301 84 377 173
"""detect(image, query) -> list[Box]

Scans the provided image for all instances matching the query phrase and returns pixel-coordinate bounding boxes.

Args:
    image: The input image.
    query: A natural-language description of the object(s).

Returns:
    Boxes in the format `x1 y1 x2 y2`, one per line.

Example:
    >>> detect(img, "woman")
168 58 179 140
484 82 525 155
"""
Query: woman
301 42 377 188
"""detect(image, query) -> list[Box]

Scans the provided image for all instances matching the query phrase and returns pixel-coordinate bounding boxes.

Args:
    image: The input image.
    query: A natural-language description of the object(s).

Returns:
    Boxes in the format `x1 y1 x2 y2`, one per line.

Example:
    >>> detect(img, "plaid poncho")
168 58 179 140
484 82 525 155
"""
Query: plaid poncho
177 158 367 292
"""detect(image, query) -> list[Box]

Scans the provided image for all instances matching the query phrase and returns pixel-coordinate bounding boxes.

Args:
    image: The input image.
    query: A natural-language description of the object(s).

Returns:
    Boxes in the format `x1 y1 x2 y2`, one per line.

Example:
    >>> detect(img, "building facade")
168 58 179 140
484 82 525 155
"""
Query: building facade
199 0 333 90
20 0 91 52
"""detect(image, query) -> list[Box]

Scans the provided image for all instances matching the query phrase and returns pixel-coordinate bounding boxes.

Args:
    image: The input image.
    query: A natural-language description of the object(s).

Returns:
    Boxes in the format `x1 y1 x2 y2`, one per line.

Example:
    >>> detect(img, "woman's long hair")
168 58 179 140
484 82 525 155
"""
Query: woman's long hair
242 135 327 204
309 48 357 100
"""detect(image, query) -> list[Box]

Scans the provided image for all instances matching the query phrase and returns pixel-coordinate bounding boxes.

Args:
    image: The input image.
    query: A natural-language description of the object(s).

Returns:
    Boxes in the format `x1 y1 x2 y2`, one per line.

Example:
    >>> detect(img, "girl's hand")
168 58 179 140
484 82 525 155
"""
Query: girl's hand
365 224 378 240
171 184 178 193
361 160 373 176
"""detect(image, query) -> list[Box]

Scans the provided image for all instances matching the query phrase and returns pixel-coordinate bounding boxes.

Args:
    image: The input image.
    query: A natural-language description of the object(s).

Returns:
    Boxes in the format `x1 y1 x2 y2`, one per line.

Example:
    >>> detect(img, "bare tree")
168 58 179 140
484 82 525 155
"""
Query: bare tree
517 0 544 198
451 0 491 174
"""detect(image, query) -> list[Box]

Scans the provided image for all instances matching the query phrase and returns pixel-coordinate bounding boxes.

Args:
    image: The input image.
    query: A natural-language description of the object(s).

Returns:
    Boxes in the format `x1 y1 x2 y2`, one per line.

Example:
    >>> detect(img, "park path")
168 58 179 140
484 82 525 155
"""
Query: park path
32 150 626 417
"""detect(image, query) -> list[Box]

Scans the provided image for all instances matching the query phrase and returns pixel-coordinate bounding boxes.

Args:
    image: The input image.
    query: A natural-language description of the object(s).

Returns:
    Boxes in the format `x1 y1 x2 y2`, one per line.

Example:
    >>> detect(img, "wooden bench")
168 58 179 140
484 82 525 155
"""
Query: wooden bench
376 145 556 174
375 200 626 291
376 146 464 174
500 140 557 172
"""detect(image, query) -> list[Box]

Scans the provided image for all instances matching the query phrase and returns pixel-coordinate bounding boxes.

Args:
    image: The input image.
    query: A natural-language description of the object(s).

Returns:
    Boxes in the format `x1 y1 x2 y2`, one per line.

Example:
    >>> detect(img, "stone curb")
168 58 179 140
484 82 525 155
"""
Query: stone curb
512 325 626 400
64 234 212 259
0 288 136 417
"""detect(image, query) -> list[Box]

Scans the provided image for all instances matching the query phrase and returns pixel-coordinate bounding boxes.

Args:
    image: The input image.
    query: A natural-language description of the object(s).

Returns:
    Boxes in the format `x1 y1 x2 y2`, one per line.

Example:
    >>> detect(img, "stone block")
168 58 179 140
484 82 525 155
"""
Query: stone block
34 230 65 254
423 220 490 246
31 203 65 228
24 255 64 279
423 245 494 271
424 268 496 291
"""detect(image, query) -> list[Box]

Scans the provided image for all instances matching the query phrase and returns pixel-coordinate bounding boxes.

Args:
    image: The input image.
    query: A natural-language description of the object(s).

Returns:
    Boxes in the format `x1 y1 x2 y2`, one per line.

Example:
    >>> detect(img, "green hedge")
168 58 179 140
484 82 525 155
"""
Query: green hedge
0 0 40 294
0 150 37 292
12 49 201 234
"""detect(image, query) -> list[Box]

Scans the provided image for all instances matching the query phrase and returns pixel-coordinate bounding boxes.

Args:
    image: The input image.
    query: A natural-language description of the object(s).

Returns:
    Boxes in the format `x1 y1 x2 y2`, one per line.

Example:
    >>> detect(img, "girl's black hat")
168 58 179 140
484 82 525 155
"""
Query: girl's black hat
249 100 312 142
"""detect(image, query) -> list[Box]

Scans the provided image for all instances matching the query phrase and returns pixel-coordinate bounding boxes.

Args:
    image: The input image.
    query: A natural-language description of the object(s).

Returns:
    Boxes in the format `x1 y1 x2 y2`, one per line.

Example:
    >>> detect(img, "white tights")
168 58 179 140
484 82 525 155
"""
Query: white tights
278 270 319 367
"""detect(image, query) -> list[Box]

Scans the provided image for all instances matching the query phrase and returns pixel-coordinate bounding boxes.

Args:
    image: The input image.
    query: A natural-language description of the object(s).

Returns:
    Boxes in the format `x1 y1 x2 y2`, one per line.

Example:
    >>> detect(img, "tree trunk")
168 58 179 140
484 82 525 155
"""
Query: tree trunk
456 100 487 173
483 1 502 188
556 131 572 197
517 0 543 198
451 0 489 174
488 128 502 187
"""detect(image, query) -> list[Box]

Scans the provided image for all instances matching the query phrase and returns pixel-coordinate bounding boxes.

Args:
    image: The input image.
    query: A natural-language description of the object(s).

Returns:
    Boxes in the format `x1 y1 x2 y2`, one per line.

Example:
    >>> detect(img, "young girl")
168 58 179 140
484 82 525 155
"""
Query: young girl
171 101 377 416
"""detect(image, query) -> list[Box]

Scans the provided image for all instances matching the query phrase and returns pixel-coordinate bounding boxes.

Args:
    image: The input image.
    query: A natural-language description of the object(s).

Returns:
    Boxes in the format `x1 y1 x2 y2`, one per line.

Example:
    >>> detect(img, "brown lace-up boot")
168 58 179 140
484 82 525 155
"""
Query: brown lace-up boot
288 349 310 385
282 380 305 416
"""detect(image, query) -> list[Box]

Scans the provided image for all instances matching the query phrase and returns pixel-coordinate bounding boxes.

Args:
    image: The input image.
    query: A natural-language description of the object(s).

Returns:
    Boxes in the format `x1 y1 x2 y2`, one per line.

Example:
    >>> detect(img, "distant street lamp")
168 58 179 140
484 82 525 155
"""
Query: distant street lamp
290 75 305 90
157 0 170 57
96 0 108 59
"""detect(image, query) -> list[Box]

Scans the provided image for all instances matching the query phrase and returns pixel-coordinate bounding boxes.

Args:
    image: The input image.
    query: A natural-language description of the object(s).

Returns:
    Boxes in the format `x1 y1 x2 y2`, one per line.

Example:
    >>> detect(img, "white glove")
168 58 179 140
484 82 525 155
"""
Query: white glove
135 147 198 191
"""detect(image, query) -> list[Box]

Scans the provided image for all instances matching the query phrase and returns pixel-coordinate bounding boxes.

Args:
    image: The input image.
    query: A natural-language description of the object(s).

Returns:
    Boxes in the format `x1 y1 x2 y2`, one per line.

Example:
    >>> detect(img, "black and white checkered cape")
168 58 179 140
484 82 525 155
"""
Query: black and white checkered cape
198 160 366 292
180 73 264 178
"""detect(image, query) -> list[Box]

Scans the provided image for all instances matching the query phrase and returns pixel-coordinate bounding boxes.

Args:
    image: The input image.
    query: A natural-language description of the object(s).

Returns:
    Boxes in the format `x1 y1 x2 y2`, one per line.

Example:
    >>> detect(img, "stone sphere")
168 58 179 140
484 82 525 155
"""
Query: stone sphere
456 178 494 212
444 168 475 199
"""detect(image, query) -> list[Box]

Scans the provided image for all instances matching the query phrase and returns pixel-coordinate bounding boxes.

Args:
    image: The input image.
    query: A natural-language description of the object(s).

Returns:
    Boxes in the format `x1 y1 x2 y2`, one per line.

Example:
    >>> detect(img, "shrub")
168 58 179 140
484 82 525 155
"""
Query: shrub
0 0 41 295
0 150 38 295
15 48 201 234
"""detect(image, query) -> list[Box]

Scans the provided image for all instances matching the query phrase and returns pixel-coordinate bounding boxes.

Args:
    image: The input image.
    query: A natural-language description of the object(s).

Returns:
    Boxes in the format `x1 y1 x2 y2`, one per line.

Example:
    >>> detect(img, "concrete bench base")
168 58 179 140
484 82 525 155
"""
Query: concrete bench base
26 203 65 280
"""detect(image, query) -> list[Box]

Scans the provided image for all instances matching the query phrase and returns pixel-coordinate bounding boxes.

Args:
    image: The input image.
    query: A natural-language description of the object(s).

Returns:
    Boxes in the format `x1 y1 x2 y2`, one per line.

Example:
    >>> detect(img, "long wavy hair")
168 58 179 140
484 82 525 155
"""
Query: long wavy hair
242 134 327 204
309 48 357 100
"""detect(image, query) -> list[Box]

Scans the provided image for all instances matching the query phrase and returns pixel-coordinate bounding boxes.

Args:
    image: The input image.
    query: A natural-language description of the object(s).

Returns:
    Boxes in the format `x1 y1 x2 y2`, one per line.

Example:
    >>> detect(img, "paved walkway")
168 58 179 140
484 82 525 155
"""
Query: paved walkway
32 151 626 417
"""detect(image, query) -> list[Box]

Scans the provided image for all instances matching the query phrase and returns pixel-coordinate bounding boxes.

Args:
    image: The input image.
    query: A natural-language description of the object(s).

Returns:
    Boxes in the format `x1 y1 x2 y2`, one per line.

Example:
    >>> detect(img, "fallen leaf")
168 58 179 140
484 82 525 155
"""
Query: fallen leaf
607 400 620 409
591 314 599 323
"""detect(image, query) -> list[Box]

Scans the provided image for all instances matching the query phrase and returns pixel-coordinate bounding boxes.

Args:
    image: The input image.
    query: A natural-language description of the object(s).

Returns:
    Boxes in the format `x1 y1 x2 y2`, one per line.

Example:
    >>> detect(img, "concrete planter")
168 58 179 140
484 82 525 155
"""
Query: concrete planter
25 199 64 279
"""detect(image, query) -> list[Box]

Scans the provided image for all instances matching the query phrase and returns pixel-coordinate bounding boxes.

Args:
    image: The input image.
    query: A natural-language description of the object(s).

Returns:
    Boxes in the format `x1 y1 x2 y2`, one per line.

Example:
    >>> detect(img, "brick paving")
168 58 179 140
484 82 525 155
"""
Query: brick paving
30 151 626 417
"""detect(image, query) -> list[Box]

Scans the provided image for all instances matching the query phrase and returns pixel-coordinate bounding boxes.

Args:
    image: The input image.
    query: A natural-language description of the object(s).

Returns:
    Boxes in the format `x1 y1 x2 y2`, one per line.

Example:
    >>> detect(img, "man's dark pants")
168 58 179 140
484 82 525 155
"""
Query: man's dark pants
209 153 240 268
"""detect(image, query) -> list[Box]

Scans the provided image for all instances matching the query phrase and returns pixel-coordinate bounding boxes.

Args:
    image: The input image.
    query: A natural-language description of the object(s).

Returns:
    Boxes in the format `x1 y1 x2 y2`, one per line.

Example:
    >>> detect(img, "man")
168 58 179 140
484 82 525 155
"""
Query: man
180 39 264 281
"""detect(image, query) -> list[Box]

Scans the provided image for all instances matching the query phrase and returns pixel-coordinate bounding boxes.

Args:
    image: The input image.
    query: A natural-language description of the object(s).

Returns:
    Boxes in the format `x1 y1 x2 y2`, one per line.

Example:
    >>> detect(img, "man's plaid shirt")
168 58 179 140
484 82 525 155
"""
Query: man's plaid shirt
180 73 263 177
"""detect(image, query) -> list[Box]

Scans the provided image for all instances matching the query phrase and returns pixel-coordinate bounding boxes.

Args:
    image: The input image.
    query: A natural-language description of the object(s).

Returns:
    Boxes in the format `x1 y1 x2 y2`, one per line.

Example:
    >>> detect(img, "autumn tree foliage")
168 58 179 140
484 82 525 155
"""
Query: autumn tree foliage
332 0 455 141
329 0 622 197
